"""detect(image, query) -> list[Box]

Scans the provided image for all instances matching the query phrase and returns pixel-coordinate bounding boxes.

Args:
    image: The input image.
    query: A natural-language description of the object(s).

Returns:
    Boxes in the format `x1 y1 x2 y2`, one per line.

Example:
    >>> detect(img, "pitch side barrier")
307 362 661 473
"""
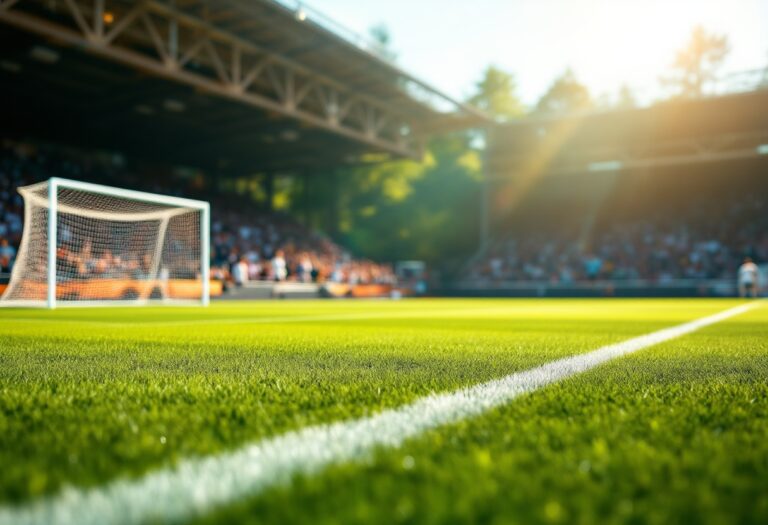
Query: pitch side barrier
440 279 754 298
216 281 402 300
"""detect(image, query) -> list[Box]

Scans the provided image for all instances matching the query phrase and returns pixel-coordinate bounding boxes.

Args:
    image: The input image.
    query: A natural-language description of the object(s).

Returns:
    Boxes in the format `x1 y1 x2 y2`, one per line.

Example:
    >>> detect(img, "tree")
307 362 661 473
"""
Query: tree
535 69 592 115
468 66 525 120
662 26 730 98
331 134 483 265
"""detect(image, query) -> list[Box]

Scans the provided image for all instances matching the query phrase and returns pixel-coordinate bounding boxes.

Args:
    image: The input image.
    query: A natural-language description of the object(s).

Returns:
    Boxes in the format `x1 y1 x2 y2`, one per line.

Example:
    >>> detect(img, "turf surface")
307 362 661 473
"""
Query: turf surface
1 299 765 524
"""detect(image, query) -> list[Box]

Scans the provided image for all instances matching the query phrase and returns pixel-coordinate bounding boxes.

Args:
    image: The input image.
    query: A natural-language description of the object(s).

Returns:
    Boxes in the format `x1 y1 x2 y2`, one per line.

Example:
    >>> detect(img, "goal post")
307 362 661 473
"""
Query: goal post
1 177 210 308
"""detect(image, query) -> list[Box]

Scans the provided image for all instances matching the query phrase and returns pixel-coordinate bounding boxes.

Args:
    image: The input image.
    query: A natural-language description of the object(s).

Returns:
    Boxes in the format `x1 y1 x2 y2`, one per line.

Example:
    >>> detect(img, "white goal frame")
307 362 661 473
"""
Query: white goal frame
1 177 210 309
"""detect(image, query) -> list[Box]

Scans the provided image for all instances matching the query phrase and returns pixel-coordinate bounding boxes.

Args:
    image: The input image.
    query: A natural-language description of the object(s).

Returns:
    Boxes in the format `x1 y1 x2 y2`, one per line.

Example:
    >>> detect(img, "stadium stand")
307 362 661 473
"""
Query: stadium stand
463 167 768 292
456 88 768 297
0 140 395 292
211 205 395 286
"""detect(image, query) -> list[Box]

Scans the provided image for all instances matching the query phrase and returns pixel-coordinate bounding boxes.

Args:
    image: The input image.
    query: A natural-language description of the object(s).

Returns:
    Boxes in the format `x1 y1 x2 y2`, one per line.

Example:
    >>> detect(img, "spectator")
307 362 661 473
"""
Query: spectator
738 257 759 298
232 256 249 287
271 249 287 282
297 252 313 283
0 238 15 272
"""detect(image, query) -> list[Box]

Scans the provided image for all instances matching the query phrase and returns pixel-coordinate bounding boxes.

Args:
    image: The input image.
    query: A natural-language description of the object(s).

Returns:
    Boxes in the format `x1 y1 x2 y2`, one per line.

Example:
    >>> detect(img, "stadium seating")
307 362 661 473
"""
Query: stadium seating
466 169 768 286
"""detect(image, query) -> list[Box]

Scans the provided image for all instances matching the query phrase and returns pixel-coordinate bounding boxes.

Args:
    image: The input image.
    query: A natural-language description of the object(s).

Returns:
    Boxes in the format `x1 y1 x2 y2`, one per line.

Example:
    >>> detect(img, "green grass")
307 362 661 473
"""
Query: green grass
1 299 766 524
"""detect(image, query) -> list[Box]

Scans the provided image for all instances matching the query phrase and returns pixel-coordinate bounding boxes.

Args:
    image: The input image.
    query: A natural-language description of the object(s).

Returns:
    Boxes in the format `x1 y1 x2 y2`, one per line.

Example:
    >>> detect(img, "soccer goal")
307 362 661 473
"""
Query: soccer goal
0 178 210 308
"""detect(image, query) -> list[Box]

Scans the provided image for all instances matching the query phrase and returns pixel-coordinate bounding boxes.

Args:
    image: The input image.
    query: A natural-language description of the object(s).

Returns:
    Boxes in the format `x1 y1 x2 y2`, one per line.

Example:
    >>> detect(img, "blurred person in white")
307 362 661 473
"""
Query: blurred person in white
738 257 759 298
271 249 287 282
297 252 313 282
232 255 249 287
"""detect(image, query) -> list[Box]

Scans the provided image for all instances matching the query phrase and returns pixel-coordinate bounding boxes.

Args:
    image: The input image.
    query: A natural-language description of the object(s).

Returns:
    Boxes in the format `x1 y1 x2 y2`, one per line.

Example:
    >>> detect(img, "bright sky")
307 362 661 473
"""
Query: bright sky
309 0 768 107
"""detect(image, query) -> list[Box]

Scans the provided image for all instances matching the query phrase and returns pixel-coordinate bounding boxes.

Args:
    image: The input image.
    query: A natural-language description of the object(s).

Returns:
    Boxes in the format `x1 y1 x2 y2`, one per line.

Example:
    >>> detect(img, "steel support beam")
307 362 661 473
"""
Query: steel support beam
0 0 420 158
488 146 768 179
488 130 768 177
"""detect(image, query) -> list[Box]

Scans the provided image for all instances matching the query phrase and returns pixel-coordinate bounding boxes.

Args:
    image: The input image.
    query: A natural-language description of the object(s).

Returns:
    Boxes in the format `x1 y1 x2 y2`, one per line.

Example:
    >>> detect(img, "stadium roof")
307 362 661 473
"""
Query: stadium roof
488 88 768 177
0 0 488 172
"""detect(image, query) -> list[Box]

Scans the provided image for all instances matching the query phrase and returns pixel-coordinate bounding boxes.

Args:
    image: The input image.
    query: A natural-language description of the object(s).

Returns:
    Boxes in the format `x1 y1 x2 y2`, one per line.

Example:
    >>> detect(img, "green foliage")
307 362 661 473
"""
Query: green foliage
662 26 730 98
468 66 525 120
333 134 483 264
535 68 593 116
312 62 517 267
305 66 521 265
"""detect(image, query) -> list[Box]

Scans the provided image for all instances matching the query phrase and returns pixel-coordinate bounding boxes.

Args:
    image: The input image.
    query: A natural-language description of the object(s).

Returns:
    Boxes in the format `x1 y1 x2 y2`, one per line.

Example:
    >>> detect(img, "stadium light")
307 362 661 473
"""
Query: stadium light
588 160 623 172
295 8 307 21
757 144 768 155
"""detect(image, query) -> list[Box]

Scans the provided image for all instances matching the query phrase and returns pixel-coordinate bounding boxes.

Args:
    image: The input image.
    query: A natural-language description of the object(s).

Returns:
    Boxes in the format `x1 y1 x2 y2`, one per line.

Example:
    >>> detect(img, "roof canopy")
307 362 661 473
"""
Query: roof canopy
0 0 488 172
489 89 768 176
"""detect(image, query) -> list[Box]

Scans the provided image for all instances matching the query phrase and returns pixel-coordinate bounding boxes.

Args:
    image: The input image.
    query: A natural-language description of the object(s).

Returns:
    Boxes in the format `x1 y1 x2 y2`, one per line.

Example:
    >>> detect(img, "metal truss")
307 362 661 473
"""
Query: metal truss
0 0 424 158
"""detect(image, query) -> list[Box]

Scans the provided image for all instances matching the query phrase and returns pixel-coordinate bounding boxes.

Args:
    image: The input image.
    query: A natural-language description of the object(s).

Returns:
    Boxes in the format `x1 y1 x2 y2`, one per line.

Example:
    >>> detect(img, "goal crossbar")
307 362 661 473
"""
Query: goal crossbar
23 178 212 209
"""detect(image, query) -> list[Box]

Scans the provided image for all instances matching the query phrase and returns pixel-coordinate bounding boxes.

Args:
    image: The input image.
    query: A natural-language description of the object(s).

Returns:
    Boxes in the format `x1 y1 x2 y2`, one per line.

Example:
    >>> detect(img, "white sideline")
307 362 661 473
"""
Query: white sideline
0 302 759 525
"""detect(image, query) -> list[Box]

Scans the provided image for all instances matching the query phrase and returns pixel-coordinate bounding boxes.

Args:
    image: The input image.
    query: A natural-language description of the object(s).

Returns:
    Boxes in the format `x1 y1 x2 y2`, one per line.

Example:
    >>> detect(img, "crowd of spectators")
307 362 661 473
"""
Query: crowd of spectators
210 206 395 286
0 146 26 273
0 141 395 286
469 193 768 284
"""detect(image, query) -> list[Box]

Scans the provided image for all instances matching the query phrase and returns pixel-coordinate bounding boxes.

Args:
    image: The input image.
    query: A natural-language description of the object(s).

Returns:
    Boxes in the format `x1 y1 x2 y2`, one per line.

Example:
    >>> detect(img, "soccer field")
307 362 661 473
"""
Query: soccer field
1 299 767 525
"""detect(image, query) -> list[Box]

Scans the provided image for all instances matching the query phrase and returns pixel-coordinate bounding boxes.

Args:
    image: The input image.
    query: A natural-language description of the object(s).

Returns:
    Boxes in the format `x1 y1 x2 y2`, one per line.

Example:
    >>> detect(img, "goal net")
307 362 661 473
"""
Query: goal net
1 178 210 308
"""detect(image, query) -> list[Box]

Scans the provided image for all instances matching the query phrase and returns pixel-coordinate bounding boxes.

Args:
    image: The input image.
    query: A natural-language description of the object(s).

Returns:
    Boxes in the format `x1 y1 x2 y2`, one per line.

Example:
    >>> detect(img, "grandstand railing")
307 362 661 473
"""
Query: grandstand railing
451 278 738 290
269 0 481 115
444 278 754 298
273 1 389 61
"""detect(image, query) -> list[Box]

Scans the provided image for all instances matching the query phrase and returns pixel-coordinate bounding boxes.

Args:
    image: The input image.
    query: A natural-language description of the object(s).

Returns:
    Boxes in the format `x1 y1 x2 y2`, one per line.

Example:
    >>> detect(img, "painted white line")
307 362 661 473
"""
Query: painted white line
0 302 759 525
